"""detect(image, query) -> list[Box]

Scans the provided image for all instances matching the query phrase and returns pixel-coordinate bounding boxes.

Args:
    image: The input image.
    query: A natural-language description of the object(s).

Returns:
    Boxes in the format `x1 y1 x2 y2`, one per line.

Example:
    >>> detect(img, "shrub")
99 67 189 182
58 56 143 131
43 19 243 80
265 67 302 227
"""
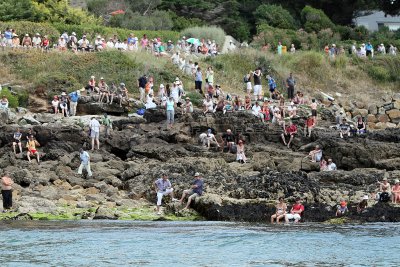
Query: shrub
367 65 391 82
253 4 296 30
181 26 226 47
185 91 203 107
301 6 335 33
0 87 19 108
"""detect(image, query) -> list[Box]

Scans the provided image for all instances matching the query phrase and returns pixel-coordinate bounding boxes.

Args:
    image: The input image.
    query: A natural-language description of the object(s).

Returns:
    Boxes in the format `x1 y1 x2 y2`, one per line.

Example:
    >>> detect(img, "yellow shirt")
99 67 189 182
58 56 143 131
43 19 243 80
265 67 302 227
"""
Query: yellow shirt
26 140 37 151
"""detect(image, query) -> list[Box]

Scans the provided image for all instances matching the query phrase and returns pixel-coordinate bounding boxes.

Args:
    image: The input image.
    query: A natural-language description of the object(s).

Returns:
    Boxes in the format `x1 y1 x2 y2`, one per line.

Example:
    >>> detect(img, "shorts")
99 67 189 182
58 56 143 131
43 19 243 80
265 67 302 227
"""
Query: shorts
254 85 262 96
14 140 20 144
286 213 301 220
184 189 200 200
311 110 317 117
29 149 37 154
246 82 252 91
269 87 276 93
195 81 202 90
90 131 99 139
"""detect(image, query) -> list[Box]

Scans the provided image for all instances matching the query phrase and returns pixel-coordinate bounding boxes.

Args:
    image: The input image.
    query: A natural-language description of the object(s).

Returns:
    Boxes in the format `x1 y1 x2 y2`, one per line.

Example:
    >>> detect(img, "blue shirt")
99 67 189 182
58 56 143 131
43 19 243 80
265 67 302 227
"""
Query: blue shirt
69 92 79 103
192 179 204 195
195 71 202 82
80 151 90 164
366 44 373 51
268 78 276 89
155 178 172 192
4 31 12 40
166 100 174 111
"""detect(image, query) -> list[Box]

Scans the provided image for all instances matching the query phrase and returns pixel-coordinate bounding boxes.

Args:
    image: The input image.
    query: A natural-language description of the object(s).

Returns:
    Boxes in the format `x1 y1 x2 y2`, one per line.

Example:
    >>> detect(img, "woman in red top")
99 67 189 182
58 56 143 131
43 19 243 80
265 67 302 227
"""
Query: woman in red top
261 101 270 122
304 114 315 137
41 36 50 52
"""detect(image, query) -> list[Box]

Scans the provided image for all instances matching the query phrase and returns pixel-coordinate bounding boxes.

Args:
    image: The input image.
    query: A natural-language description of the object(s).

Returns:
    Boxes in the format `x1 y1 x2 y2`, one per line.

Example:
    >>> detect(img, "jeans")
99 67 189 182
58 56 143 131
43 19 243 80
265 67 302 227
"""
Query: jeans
70 101 77 116
167 110 174 124
1 190 12 209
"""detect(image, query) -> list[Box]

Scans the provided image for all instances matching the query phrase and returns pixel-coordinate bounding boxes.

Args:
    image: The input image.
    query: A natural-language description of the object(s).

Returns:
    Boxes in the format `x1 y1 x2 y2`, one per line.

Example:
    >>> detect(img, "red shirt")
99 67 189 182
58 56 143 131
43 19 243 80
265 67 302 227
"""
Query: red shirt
286 124 297 134
292 203 304 213
306 118 315 127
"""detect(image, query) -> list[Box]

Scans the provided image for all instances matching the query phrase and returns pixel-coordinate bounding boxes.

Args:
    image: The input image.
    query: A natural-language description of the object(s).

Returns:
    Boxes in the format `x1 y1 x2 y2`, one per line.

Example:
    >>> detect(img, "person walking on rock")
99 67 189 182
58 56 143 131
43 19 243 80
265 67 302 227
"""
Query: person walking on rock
77 148 92 177
89 117 100 150
1 172 14 212
154 173 178 215
179 172 204 209
101 113 112 138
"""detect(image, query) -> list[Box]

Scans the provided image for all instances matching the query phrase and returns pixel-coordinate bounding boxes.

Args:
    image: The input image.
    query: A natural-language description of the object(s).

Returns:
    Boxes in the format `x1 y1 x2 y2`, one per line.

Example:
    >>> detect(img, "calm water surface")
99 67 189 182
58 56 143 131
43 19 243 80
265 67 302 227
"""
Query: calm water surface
0 221 399 266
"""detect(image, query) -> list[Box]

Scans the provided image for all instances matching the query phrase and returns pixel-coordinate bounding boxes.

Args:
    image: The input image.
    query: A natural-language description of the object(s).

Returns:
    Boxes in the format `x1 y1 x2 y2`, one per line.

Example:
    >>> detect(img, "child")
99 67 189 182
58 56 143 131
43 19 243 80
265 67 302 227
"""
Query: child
357 195 368 214
336 199 348 217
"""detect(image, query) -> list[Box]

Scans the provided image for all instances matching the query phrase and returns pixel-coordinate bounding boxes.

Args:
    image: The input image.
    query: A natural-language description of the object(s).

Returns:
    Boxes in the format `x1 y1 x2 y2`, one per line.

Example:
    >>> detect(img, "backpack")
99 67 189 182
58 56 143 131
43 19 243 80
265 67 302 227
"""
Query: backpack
137 108 145 115
379 192 390 203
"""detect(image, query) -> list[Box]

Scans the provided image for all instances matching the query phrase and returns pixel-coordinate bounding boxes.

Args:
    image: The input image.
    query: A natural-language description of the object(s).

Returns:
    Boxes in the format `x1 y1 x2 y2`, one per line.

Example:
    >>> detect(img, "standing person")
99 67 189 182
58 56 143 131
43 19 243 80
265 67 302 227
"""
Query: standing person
195 67 203 95
12 128 23 155
271 197 287 224
206 66 214 88
310 99 318 125
236 140 247 164
69 90 80 116
286 73 296 101
154 173 178 215
179 172 204 209
365 42 373 57
1 173 14 212
26 135 41 164
244 71 252 96
137 74 147 102
89 117 100 150
101 113 112 138
253 68 262 101
284 197 304 223
77 148 92 177
51 96 59 114
266 75 276 99
391 179 400 204
304 113 315 137
277 41 283 55
165 97 175 129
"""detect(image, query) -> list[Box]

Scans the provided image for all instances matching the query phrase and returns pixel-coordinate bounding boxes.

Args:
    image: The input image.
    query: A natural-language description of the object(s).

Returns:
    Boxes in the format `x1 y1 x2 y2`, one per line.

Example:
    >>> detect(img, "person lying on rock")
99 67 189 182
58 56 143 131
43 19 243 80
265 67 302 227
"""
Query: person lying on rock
357 195 369 214
284 197 304 223
281 121 297 148
271 197 287 224
26 135 41 164
179 172 204 210
377 177 391 202
336 199 348 217
392 179 400 204
308 145 322 163
12 128 23 155
154 173 178 215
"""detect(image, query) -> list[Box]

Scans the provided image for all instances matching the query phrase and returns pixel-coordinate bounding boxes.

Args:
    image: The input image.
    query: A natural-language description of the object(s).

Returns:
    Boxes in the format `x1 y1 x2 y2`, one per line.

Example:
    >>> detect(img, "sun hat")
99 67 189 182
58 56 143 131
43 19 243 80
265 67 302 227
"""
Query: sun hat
72 32 76 36
185 97 190 100
25 34 29 36
61 92 67 96
100 77 104 80
194 172 200 177
35 33 40 36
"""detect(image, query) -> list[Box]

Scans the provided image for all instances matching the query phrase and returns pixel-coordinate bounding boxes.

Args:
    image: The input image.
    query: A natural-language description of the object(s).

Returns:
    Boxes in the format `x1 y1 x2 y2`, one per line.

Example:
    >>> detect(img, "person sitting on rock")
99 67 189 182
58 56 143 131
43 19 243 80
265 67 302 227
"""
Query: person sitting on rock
85 76 97 95
244 95 252 110
281 121 297 148
0 95 9 110
377 177 391 202
222 129 235 153
309 145 322 162
252 101 265 122
51 96 59 114
319 158 328 171
179 172 204 210
203 96 214 115
77 148 92 178
12 128 23 155
98 77 110 103
304 113 315 137
392 179 400 204
26 135 41 164
357 195 369 214
271 197 287 224
201 129 220 149
261 100 270 122
118 83 129 107
236 140 247 164
287 102 297 118
182 97 193 115
284 197 304 223
145 94 157 109
339 119 351 139
326 158 337 171
108 82 117 105
213 98 225 113
154 173 178 215
356 117 366 135
336 199 348 217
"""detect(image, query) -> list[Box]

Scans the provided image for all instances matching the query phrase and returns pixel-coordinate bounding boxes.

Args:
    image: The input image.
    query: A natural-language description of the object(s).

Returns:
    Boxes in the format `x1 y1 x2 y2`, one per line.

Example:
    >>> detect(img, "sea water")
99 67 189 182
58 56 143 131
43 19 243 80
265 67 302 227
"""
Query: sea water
0 221 399 266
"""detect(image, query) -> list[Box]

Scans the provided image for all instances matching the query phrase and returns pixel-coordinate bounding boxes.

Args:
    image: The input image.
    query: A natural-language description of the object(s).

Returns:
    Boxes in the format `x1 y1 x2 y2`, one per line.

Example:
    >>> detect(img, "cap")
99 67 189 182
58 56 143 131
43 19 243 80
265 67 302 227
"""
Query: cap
160 84 165 88
91 75 95 79
363 195 369 200
168 40 171 42
61 92 67 96
100 77 104 80
72 32 76 35
25 34 29 36
35 33 40 36
227 129 231 132
175 77 180 81
120 82 125 87
83 35 86 38
194 172 200 177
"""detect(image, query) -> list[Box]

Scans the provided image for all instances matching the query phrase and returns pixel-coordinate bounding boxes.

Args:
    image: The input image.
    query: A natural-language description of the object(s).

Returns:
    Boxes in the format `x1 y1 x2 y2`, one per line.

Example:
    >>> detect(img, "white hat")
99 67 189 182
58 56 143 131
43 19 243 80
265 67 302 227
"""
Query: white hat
120 82 125 87
160 84 165 88
100 77 104 80
72 32 76 35
25 34 29 36
83 35 86 38
61 92 67 96
35 33 40 36
290 102 294 105
97 36 101 39
91 75 95 79
363 195 369 200
175 77 180 81
194 172 200 177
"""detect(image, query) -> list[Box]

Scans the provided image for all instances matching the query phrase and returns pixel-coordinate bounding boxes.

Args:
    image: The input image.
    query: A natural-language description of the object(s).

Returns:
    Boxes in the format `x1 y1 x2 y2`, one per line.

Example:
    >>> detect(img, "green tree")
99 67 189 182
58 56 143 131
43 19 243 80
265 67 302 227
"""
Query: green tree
0 0 38 21
87 0 110 17
301 5 335 33
253 4 296 30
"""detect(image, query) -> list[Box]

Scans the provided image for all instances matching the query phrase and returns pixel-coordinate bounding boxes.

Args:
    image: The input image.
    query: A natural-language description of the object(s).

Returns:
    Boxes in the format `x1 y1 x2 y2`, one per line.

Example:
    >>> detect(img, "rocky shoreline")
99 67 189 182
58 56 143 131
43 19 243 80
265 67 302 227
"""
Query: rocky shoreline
1 99 400 223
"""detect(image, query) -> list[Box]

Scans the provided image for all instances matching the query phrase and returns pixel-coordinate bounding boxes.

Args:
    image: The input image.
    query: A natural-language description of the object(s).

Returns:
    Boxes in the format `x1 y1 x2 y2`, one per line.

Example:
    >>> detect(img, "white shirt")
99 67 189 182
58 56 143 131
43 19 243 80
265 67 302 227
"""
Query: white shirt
327 163 337 171
252 105 261 116
90 119 100 133
106 41 114 48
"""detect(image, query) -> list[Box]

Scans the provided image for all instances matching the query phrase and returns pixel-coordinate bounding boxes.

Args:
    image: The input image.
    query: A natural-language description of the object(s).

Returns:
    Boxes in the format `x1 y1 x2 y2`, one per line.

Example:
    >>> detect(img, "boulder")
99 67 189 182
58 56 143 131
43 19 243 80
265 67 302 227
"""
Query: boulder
21 115 41 125
386 109 400 124
352 109 368 117
367 114 377 123
377 114 389 123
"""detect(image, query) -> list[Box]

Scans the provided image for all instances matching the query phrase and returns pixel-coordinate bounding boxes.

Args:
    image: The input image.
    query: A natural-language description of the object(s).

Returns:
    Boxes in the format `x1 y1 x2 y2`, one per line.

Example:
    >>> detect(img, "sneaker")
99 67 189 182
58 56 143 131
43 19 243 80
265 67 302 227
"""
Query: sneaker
172 198 179 202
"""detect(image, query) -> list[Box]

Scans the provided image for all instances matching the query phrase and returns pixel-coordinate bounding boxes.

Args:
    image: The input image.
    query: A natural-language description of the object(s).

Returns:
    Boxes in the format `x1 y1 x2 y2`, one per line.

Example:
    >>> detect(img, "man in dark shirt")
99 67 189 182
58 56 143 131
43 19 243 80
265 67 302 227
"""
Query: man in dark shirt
222 129 235 152
137 74 147 102
281 121 297 148
179 172 204 209
339 118 350 138
286 73 296 100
